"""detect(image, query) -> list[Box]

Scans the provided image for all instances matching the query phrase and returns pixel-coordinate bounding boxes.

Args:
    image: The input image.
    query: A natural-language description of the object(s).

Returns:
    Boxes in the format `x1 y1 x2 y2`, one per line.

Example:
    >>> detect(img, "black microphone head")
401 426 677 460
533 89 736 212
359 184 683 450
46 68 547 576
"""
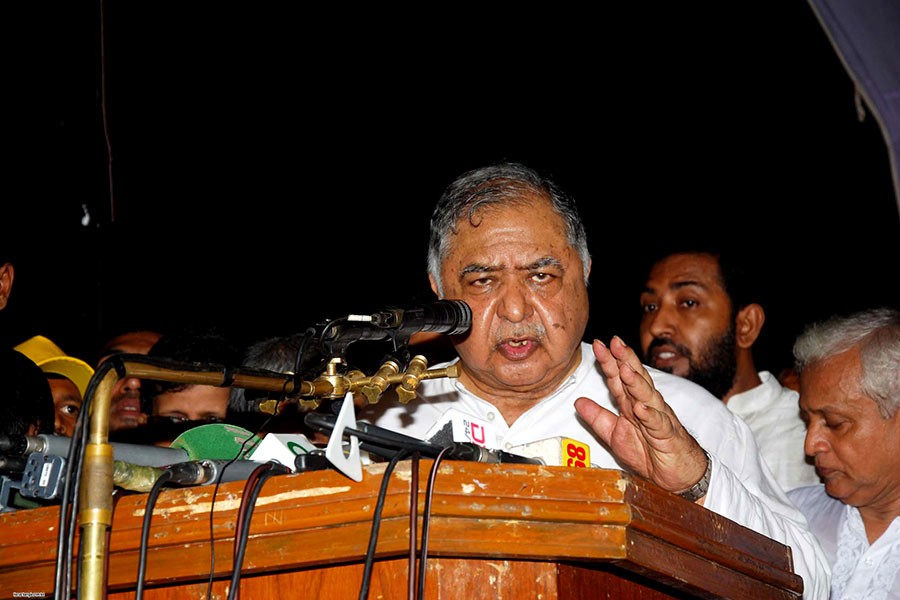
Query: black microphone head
418 300 472 335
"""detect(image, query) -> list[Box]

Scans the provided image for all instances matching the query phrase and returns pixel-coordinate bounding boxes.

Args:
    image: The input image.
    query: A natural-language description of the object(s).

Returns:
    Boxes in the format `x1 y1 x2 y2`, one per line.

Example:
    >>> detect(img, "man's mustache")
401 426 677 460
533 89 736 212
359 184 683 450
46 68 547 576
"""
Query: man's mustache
494 324 547 345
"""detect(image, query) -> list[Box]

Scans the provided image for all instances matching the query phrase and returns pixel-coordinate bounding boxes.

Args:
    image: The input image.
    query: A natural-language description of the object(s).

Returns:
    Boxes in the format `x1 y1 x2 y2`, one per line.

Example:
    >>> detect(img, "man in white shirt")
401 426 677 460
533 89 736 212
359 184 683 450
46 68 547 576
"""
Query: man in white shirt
361 161 830 598
788 307 900 600
637 246 820 492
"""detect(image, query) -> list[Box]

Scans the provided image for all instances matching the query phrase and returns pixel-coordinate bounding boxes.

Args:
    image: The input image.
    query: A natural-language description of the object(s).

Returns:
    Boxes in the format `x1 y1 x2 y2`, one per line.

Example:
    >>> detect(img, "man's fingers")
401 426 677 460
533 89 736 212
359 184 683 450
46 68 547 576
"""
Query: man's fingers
609 336 653 388
574 397 616 444
593 339 633 420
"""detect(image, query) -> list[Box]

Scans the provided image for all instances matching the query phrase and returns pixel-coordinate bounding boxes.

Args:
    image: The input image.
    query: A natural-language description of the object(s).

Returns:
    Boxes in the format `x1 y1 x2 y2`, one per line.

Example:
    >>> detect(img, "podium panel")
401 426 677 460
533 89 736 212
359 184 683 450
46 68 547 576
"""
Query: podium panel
0 461 803 599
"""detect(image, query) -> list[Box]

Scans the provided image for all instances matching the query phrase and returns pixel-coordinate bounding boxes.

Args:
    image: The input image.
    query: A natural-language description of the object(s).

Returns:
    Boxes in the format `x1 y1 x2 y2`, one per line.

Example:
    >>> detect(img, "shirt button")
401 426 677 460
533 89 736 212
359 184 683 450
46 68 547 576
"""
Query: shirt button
487 412 496 421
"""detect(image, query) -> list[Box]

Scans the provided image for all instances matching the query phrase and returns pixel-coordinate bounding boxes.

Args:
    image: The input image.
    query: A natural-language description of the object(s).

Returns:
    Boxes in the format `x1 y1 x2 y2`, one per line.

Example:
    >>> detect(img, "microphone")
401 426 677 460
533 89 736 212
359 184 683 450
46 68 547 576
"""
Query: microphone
424 408 499 449
307 412 544 467
16 453 277 498
418 411 593 468
345 300 472 339
0 424 262 467
443 442 543 465
0 455 27 474
111 459 279 493
0 433 191 467
507 437 593 468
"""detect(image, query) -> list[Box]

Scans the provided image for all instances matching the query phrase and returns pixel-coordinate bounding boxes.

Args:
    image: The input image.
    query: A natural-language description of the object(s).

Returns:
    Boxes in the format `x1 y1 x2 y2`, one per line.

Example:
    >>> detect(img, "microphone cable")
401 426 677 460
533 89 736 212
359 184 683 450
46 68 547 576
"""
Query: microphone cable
416 445 450 600
233 463 267 564
205 429 264 600
407 452 420 600
228 461 291 600
359 448 411 600
54 358 116 600
134 469 174 600
223 368 295 600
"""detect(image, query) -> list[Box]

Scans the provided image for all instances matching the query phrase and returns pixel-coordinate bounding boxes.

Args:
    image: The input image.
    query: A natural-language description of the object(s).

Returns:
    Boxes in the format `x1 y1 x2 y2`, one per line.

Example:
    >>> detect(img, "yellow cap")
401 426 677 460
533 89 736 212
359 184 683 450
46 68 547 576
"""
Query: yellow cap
14 335 95 398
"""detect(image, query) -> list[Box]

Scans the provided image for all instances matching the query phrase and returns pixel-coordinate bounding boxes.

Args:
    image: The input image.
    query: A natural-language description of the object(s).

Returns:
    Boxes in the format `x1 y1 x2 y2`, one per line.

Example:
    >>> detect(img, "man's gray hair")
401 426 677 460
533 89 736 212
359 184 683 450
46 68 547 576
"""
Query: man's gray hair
793 307 900 418
427 162 590 295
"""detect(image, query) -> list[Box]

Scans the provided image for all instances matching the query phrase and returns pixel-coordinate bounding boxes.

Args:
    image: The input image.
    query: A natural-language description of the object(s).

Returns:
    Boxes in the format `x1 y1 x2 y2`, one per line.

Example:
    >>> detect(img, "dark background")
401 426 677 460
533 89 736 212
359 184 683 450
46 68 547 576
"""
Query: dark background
5 3 899 373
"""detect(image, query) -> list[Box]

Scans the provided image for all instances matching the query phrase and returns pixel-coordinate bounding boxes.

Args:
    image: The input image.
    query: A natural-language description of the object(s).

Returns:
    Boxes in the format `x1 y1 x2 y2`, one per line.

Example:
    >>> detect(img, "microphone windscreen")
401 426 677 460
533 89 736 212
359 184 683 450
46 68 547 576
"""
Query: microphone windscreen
169 423 262 461
425 422 454 447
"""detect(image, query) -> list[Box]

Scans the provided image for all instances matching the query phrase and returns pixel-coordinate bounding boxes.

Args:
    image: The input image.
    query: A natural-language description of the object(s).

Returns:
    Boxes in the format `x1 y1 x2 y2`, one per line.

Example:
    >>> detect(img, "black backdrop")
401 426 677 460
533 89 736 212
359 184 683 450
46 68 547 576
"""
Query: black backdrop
6 3 899 373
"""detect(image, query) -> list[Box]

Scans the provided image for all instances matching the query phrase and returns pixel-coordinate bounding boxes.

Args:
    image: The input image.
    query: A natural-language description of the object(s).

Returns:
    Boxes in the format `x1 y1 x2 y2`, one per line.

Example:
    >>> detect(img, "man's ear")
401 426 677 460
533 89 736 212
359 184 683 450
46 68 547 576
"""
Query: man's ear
0 262 14 310
735 303 765 349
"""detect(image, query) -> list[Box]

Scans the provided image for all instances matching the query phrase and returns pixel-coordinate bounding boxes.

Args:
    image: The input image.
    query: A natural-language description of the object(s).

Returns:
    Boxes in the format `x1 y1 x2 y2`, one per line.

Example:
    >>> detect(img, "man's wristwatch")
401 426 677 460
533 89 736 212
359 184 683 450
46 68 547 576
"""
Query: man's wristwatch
677 450 712 502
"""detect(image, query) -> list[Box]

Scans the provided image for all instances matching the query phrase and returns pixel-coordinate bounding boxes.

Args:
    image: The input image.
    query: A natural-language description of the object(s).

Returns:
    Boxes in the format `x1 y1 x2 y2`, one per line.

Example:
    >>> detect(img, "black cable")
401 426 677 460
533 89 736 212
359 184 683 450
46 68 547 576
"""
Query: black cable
227 462 290 600
205 429 264 600
135 469 174 600
359 449 410 600
53 368 85 599
416 447 450 600
227 462 270 600
304 413 441 457
407 452 420 600
233 462 269 564
54 359 115 599
293 327 318 379
65 431 89 597
49 353 282 599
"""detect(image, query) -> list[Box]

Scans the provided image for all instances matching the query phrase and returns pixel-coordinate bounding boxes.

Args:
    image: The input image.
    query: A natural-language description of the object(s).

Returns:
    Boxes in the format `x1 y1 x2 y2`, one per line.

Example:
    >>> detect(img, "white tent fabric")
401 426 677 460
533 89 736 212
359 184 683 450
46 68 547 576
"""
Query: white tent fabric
807 0 900 219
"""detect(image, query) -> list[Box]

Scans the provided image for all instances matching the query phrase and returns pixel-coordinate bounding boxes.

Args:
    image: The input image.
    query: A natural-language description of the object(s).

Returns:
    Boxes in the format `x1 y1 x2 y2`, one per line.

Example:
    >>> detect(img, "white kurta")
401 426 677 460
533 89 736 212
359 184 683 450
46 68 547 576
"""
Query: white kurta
728 371 821 491
361 343 831 599
789 484 900 599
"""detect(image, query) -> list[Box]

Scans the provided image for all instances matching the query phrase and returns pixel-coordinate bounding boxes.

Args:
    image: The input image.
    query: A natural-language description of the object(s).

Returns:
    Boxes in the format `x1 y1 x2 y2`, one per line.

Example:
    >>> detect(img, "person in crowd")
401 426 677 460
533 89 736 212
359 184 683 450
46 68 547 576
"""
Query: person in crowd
0 349 55 437
359 161 830 597
778 364 801 393
44 374 82 437
0 252 13 312
228 333 303 429
788 307 900 599
96 328 162 438
0 349 55 510
228 333 304 416
14 335 95 437
637 246 819 491
138 329 240 446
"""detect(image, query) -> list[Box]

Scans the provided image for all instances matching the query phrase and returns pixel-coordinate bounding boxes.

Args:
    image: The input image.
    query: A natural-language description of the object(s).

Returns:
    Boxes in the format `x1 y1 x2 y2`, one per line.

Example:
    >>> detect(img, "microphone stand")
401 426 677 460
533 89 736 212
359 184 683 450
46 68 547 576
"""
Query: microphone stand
75 353 460 600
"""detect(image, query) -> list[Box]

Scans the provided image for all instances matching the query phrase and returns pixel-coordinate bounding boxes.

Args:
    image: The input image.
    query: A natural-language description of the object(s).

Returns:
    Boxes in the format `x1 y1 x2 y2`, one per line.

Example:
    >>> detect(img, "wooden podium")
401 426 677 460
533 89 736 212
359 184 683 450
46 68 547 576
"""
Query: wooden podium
0 461 803 599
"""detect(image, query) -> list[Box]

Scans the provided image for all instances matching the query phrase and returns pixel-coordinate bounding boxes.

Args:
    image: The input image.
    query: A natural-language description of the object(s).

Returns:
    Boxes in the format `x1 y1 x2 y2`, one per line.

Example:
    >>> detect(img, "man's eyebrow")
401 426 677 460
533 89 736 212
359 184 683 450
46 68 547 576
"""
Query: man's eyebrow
670 279 716 296
459 256 563 277
460 263 501 276
642 279 708 295
525 257 563 270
